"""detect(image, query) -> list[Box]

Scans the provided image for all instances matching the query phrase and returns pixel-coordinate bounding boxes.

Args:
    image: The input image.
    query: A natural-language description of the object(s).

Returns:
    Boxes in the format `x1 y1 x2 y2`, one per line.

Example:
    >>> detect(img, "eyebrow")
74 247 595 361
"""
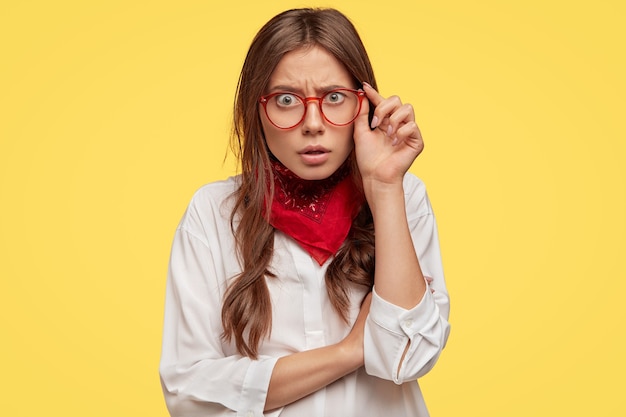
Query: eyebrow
267 84 351 95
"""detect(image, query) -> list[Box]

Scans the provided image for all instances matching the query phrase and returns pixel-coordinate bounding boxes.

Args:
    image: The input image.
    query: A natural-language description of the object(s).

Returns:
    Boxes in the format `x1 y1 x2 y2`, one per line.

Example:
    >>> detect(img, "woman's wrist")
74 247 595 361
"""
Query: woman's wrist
362 178 405 214
336 338 364 373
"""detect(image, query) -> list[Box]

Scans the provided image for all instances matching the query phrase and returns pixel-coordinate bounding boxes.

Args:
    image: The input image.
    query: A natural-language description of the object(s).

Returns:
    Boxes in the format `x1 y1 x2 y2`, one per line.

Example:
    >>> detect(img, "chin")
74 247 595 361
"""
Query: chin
292 166 337 181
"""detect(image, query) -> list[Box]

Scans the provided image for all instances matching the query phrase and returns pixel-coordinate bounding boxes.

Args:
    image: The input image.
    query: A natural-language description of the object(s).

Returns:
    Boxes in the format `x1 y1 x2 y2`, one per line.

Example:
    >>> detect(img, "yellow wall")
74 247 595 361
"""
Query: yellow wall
1 1 624 415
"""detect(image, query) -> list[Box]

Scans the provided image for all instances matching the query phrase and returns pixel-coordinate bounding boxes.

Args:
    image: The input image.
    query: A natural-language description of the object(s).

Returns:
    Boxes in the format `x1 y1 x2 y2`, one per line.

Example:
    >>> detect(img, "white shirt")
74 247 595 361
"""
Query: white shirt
160 173 450 417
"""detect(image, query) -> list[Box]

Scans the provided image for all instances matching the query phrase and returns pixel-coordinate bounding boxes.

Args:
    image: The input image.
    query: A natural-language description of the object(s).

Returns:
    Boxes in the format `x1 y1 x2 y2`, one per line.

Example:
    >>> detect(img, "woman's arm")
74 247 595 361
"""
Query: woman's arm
264 293 371 411
160 224 280 417
354 83 427 309
352 84 450 382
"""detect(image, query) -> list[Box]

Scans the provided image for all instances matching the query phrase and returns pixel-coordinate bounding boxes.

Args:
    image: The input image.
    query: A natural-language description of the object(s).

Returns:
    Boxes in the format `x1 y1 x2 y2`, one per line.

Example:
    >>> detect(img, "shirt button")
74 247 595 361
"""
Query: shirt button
404 319 413 327
246 412 254 417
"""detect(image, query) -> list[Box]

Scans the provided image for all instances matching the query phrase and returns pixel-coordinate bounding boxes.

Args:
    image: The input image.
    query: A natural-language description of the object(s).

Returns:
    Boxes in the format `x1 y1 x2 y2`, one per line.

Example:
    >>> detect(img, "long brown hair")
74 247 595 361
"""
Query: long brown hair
222 8 378 358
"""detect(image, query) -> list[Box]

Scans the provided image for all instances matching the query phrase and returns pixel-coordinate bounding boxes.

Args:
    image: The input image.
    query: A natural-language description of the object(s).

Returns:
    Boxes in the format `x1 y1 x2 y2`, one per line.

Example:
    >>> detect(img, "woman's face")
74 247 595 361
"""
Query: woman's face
260 45 356 180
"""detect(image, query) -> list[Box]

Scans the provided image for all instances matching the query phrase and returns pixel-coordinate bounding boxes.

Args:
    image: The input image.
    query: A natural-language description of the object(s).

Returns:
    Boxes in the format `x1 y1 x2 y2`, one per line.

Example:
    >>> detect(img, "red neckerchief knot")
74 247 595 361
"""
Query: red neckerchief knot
268 159 364 265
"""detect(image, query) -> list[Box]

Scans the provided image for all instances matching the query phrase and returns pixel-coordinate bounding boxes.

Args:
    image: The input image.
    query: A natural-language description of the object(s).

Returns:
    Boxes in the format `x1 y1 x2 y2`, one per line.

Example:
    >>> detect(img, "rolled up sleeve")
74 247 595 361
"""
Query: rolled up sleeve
364 287 450 383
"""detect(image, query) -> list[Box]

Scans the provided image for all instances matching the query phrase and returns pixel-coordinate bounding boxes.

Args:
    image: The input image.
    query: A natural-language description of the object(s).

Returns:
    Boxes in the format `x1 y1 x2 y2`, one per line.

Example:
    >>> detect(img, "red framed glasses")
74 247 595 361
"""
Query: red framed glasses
259 88 365 129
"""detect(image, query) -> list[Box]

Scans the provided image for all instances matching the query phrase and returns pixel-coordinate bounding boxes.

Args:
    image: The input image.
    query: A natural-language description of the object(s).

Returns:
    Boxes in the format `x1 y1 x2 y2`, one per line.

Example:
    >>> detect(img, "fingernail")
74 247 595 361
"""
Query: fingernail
362 81 372 89
387 125 393 136
391 137 398 146
370 116 379 129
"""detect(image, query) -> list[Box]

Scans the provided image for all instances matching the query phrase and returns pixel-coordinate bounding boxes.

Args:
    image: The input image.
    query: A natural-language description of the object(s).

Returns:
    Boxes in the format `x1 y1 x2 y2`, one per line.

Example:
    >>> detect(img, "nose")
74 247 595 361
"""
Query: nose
301 100 325 135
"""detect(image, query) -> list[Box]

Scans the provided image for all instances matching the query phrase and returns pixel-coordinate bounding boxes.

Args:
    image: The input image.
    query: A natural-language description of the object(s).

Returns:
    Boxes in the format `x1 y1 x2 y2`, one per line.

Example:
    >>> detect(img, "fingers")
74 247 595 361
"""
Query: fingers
353 91 371 138
425 276 435 294
361 82 386 107
361 291 373 308
397 120 424 153
359 291 372 317
352 291 373 329
362 83 420 147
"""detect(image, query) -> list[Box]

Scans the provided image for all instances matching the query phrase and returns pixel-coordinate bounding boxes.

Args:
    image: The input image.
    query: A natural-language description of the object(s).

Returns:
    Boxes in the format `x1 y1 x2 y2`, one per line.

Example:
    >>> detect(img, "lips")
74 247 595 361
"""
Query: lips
299 146 330 165
299 145 330 155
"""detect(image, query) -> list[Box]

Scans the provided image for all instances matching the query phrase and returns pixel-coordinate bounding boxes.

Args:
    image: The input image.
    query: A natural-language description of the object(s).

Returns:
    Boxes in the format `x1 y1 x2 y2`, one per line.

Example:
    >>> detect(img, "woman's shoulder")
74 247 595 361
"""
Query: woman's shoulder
178 175 241 231
191 175 241 205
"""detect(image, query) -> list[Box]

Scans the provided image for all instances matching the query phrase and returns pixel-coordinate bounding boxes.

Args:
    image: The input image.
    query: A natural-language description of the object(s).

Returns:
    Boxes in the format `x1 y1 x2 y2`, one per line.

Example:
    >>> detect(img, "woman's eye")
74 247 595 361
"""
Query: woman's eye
276 94 299 106
325 92 346 104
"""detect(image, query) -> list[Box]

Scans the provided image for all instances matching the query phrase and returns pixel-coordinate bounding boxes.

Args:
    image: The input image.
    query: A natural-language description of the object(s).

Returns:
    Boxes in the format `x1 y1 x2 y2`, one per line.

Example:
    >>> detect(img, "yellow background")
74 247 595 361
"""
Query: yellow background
1 0 624 415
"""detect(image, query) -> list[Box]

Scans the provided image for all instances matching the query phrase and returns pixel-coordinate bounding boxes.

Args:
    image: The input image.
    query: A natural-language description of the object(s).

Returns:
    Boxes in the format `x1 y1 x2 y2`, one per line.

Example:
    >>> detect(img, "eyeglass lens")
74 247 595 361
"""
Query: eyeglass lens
264 90 360 128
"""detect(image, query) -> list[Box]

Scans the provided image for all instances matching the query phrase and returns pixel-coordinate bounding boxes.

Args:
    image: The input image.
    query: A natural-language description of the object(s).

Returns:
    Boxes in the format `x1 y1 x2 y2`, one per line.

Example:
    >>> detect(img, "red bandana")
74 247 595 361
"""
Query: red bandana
268 160 364 265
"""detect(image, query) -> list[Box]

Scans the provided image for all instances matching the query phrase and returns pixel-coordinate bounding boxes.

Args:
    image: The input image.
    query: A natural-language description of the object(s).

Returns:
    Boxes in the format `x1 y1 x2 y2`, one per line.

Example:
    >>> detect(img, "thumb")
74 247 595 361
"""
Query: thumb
353 93 371 139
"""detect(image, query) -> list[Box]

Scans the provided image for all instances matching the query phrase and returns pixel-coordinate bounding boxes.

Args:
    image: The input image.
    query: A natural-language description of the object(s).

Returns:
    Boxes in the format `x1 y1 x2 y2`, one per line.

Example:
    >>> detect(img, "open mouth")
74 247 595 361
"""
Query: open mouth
299 147 330 165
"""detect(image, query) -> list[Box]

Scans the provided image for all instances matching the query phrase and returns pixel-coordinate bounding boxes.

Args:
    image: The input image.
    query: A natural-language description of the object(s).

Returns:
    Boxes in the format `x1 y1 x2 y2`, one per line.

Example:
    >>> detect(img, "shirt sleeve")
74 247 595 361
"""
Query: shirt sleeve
159 195 279 417
363 174 451 383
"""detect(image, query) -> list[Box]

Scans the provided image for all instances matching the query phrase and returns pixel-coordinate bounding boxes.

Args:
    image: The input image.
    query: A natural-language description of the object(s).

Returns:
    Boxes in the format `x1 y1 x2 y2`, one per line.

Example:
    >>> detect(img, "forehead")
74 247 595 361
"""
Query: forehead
268 45 353 91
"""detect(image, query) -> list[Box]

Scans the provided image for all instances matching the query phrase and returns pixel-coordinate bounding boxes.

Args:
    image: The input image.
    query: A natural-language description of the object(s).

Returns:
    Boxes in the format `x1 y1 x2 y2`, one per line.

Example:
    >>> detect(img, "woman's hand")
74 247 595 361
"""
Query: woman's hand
353 83 424 187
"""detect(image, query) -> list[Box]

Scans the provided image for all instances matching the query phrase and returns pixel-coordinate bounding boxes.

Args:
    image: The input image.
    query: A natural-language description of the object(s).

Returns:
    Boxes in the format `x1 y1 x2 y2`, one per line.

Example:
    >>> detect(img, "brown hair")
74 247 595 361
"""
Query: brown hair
222 8 378 358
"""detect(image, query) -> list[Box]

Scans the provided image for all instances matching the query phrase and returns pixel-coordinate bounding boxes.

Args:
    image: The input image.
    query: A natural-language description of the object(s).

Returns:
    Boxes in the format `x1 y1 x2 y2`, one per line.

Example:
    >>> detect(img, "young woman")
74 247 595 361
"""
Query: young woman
160 8 450 417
